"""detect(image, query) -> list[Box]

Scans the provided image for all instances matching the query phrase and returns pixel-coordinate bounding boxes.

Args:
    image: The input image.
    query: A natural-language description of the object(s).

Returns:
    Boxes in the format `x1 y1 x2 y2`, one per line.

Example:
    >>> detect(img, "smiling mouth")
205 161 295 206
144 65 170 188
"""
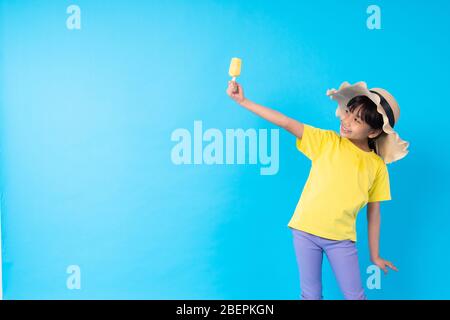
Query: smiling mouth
340 124 351 133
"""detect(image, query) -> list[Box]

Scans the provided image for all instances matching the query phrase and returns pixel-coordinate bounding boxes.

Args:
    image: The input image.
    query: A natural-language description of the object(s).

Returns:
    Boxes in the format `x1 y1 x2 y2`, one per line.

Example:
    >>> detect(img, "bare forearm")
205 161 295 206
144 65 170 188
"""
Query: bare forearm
366 204 398 273
239 98 289 128
367 210 381 261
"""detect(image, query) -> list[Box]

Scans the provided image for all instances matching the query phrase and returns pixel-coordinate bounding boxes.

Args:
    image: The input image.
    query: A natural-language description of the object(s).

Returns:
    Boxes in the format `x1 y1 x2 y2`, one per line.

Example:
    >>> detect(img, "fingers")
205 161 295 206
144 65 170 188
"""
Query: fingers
227 81 240 94
374 260 388 274
377 260 398 274
227 80 238 90
226 81 244 104
226 81 237 95
228 80 239 86
380 265 388 274
386 261 398 272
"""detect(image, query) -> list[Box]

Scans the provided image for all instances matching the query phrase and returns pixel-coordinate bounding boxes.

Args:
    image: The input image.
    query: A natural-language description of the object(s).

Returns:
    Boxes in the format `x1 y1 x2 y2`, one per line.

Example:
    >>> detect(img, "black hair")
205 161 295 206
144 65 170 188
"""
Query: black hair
346 95 385 153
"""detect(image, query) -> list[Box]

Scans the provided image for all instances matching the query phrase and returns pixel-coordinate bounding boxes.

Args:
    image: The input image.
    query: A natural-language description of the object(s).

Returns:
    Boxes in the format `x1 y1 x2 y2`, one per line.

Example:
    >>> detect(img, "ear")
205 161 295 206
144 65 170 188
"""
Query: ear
368 128 383 139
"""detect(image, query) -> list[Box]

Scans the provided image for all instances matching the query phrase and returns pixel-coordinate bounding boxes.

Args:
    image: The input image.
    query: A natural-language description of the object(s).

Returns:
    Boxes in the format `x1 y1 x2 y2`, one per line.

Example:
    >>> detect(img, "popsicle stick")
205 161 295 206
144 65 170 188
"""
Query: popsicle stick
231 77 238 93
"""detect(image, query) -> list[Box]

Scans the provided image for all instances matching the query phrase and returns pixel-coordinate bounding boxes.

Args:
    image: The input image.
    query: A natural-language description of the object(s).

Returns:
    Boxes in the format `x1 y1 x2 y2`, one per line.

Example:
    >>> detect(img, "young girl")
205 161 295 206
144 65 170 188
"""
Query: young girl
226 80 409 300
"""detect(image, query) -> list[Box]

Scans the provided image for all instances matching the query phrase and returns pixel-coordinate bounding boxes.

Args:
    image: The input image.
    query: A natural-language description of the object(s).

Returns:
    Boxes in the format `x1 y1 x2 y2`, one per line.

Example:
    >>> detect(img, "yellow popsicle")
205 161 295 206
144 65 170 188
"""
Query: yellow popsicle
229 57 242 80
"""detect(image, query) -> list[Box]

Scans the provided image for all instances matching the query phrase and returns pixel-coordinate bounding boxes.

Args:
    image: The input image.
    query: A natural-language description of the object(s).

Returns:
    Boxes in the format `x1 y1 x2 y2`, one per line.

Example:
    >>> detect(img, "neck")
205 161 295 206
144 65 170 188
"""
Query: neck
349 137 371 152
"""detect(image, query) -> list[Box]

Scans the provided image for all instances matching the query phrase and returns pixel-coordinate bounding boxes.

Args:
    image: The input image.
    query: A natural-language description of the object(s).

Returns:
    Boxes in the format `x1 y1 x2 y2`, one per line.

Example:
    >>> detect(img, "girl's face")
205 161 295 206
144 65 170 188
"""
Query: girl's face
339 105 382 141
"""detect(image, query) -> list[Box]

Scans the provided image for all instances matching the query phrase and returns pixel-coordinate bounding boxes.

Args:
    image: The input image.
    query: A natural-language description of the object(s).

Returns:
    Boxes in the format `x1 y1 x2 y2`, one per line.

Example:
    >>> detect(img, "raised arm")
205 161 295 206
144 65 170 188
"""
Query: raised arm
226 81 304 139
282 116 305 139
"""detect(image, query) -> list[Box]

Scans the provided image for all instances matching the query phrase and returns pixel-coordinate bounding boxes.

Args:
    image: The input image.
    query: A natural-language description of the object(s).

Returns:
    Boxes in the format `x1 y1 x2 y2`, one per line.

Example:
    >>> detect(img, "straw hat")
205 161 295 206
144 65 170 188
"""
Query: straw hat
326 81 409 164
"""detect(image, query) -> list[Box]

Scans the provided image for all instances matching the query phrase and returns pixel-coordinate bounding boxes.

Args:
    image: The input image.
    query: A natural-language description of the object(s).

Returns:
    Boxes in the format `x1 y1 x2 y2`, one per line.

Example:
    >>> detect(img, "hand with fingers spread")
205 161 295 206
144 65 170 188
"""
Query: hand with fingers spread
372 256 398 274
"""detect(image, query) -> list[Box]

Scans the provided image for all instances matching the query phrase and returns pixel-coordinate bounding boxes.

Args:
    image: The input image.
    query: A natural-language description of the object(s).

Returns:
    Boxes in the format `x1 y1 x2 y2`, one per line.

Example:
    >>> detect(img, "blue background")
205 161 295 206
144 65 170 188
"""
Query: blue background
1 0 449 299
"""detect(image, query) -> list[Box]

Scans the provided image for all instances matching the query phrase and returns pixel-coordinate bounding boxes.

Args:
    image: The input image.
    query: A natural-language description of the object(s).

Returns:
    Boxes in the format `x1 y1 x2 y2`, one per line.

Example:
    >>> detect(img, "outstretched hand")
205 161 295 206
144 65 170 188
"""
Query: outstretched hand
372 256 398 274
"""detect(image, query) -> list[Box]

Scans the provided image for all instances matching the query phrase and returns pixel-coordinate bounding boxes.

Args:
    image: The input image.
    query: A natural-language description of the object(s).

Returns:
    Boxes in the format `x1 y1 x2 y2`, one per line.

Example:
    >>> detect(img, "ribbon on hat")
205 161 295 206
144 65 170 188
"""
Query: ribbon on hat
369 90 395 128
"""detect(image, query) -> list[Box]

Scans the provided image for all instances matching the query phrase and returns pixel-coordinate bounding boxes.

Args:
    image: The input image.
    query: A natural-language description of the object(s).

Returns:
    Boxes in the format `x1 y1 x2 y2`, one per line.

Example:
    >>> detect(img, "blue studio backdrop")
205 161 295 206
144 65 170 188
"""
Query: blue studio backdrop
1 0 449 299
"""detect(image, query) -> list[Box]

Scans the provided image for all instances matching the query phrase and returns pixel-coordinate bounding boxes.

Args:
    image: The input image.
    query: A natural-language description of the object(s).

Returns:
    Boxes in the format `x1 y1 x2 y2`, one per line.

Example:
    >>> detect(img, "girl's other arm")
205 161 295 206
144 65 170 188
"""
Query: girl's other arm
226 81 304 139
367 202 399 274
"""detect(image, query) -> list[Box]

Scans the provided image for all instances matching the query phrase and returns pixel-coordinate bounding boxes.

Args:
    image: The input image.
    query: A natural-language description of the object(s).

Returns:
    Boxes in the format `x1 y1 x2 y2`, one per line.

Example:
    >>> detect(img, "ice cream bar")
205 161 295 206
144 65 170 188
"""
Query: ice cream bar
229 57 242 80
229 57 241 94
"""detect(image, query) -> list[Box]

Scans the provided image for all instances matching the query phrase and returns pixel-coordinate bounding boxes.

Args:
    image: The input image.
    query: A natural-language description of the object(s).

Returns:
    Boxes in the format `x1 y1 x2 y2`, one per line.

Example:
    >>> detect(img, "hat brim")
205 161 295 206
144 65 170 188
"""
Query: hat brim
327 81 409 164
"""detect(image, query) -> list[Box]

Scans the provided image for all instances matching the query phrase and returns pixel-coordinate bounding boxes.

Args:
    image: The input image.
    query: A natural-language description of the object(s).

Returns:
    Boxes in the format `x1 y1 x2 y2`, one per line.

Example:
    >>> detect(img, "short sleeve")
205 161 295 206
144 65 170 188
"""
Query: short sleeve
296 124 335 161
368 162 392 202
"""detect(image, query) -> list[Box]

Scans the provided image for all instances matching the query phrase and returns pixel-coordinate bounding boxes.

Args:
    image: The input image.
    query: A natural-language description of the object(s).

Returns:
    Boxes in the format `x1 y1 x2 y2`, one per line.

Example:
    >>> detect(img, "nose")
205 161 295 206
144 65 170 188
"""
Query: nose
341 113 351 126
341 116 349 125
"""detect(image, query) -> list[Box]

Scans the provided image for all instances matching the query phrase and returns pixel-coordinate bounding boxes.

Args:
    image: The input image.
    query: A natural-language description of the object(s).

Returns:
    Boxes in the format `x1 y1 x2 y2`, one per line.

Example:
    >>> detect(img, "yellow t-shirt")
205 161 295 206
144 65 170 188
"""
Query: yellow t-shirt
287 124 391 242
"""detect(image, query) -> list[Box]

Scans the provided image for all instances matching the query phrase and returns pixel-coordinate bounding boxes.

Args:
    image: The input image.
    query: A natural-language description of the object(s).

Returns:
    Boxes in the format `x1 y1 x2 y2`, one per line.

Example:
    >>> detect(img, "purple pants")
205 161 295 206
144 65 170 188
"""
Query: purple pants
291 228 367 300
